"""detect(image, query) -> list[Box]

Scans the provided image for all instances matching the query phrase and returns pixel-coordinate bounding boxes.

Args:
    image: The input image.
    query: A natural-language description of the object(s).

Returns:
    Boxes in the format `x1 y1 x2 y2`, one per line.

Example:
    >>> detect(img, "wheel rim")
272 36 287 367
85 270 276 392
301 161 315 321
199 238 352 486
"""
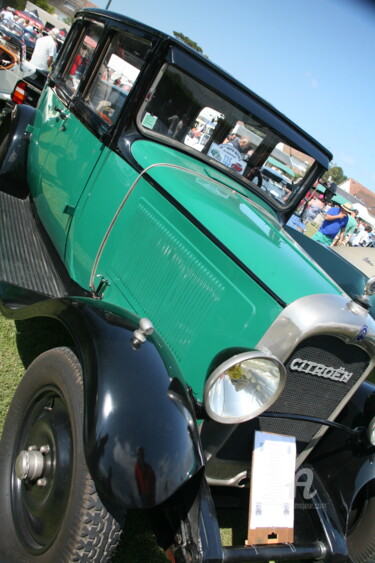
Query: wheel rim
11 385 74 554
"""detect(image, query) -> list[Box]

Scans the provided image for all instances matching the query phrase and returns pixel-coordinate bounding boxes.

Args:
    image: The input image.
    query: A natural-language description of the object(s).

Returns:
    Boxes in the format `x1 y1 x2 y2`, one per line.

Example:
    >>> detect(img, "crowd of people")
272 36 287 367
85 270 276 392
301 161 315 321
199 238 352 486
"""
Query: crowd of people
1 6 60 71
297 188 374 248
1 6 41 35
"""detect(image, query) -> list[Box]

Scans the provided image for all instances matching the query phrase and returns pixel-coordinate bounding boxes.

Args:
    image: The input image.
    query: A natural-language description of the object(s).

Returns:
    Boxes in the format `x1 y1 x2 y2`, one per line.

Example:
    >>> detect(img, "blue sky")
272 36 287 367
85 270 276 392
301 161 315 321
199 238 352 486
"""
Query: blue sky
94 0 375 190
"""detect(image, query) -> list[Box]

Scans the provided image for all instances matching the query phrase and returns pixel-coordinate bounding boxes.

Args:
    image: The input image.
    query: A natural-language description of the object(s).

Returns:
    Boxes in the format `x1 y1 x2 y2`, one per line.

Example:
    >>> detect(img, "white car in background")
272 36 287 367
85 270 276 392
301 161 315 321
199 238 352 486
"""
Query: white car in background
0 42 36 107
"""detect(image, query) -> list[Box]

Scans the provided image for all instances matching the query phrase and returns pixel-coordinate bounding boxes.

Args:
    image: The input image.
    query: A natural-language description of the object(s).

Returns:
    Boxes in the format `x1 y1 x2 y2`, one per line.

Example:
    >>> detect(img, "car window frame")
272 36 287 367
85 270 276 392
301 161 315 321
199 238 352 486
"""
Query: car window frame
50 18 159 143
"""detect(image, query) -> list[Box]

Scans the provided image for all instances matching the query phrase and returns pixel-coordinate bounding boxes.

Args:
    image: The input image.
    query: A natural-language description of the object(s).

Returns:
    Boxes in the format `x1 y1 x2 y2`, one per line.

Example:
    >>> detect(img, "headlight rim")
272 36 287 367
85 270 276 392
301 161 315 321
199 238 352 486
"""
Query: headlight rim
203 350 286 424
367 415 375 446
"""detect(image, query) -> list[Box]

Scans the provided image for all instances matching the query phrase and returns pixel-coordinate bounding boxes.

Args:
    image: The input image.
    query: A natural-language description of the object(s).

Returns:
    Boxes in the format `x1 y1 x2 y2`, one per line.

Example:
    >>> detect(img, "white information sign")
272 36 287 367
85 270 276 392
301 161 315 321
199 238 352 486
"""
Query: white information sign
207 142 246 174
249 431 296 530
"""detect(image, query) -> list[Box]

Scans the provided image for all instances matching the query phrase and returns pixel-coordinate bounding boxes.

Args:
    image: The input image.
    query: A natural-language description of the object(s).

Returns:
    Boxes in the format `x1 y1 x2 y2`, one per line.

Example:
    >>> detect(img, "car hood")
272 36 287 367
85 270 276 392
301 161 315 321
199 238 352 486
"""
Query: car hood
132 140 342 305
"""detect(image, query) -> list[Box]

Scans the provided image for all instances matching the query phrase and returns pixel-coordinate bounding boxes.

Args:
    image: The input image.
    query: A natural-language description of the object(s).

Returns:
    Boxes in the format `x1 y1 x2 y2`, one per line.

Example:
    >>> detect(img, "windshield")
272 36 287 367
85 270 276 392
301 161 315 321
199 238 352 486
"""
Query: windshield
0 21 24 37
138 64 317 208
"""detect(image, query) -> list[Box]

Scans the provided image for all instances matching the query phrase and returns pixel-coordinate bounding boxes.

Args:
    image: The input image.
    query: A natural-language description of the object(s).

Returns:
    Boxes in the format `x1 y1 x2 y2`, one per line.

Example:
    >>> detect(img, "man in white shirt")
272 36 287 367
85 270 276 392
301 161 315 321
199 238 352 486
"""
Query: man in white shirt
1 9 14 22
30 28 59 71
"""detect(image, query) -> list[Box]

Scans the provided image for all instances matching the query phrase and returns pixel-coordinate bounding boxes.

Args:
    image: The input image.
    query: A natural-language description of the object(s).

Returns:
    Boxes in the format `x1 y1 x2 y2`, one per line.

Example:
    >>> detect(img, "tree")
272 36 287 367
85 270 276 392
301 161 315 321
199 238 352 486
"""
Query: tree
3 0 54 14
63 15 74 26
32 0 55 14
322 164 347 185
4 0 26 10
173 31 206 57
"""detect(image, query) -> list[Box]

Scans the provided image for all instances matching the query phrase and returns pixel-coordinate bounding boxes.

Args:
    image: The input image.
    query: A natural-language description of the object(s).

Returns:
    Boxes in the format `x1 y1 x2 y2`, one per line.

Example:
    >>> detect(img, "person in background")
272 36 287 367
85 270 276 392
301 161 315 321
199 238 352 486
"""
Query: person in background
24 19 35 32
332 208 358 246
303 193 325 223
312 202 352 246
351 224 372 247
30 27 60 71
1 7 14 21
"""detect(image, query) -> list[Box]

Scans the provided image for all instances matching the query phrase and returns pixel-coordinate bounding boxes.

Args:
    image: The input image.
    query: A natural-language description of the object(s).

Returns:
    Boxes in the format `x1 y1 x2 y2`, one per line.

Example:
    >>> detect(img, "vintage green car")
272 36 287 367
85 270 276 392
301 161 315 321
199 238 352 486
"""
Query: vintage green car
1 8 375 563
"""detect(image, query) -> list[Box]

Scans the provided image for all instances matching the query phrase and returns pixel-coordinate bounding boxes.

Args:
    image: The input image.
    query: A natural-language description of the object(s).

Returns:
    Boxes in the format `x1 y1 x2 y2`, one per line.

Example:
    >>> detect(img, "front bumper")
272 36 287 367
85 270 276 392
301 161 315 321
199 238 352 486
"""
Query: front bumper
204 470 348 562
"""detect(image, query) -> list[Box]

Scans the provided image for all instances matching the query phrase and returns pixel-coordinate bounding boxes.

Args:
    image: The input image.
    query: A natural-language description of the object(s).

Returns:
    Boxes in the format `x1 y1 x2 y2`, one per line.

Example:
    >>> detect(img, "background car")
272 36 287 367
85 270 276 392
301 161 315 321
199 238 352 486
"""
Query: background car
0 20 26 58
0 42 36 109
261 165 292 201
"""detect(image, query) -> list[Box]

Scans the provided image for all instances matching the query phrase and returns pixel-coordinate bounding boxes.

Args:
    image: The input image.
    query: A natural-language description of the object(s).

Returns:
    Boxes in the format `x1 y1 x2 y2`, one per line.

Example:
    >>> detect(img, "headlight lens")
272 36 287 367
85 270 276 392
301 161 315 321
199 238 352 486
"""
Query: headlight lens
367 416 375 446
204 351 285 424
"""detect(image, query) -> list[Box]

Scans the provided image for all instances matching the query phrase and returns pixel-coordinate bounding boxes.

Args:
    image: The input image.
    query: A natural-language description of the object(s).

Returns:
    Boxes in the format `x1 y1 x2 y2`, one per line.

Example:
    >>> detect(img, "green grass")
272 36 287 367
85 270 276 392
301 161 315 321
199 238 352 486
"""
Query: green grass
0 317 23 426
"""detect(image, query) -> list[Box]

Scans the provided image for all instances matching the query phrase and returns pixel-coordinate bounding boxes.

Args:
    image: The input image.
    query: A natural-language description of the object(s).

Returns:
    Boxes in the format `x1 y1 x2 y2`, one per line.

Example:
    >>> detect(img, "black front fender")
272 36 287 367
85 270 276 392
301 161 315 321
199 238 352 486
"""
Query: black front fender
6 296 205 509
79 304 204 509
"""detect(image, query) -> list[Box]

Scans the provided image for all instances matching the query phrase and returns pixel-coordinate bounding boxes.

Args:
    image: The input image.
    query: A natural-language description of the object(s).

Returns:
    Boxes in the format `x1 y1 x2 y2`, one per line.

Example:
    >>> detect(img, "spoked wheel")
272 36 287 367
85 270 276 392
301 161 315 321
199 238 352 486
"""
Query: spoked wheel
347 481 375 562
0 347 125 562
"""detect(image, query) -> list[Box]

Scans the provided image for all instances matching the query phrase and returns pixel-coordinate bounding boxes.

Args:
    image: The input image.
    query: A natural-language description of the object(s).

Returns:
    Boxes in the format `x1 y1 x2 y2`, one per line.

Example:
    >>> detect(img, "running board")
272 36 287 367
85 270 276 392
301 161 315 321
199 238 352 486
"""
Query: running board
0 191 71 300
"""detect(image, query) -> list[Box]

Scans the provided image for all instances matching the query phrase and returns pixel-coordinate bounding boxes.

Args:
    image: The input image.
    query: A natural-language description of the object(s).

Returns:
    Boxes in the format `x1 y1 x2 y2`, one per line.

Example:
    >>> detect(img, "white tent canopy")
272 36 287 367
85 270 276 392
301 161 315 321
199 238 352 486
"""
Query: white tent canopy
353 203 375 227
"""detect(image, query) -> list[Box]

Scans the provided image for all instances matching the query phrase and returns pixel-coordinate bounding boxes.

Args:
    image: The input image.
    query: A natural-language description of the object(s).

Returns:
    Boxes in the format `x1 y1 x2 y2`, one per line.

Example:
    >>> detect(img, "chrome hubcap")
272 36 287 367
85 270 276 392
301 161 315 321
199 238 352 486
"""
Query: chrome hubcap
15 445 50 483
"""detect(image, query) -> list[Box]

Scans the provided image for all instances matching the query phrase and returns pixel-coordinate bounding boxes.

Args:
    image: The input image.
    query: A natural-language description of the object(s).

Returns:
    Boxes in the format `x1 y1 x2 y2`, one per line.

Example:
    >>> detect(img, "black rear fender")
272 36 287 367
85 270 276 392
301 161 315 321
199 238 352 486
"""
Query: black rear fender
0 104 35 195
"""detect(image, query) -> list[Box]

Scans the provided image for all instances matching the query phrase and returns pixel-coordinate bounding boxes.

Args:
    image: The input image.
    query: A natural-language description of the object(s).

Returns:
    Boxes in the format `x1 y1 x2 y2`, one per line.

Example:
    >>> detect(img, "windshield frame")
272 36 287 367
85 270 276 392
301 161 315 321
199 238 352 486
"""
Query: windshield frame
136 46 331 215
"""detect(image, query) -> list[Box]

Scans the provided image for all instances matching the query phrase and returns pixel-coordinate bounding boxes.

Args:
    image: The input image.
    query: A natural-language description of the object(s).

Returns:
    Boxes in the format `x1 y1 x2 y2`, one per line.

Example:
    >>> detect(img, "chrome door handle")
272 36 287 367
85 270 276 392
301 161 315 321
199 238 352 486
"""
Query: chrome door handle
54 106 68 120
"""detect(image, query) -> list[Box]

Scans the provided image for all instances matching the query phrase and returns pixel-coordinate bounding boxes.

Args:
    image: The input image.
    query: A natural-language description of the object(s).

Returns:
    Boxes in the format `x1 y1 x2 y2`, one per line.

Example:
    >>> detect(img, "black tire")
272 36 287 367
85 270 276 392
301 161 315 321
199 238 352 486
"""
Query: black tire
0 347 125 562
347 481 375 562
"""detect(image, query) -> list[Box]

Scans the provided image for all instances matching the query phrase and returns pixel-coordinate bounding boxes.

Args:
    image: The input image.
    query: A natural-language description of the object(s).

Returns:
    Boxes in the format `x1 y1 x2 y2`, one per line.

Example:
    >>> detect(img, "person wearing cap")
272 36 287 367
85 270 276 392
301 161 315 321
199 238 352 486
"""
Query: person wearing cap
30 27 60 71
312 202 352 246
337 208 359 246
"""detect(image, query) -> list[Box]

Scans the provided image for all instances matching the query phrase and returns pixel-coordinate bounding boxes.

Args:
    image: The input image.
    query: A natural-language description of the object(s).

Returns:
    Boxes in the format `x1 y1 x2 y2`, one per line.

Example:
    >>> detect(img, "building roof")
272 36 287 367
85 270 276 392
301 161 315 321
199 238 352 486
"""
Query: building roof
339 178 375 222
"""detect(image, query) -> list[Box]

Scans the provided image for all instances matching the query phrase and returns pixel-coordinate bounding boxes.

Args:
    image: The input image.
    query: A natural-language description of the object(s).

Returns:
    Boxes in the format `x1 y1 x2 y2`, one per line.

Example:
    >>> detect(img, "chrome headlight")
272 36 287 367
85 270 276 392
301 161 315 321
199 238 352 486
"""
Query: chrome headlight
204 351 286 424
367 416 375 446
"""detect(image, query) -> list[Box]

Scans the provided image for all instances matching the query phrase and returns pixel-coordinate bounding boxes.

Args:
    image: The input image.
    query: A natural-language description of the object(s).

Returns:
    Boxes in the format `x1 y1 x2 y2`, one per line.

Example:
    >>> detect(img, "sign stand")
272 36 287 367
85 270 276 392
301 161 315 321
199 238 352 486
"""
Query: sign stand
247 431 296 545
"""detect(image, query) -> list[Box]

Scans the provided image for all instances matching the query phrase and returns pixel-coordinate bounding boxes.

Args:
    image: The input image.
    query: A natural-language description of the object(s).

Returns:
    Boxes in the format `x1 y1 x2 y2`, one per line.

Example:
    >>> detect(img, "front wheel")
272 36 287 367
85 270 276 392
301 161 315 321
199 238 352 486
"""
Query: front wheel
0 347 125 562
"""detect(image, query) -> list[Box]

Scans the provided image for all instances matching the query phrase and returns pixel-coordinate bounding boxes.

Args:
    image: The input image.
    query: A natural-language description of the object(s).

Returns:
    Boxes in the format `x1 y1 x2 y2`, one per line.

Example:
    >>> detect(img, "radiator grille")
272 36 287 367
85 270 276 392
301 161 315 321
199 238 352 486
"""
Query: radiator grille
259 335 369 451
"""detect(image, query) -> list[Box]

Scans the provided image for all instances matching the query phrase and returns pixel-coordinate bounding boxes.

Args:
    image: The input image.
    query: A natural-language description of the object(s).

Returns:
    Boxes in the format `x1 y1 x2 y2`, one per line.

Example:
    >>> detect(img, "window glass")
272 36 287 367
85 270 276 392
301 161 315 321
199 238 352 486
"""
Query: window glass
62 22 103 95
83 31 152 127
139 65 315 206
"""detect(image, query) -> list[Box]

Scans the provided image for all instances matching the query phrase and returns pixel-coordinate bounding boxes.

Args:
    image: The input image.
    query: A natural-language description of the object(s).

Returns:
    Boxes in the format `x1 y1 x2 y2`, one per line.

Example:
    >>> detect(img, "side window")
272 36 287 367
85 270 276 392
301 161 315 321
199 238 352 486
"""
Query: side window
82 31 152 127
60 22 104 96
